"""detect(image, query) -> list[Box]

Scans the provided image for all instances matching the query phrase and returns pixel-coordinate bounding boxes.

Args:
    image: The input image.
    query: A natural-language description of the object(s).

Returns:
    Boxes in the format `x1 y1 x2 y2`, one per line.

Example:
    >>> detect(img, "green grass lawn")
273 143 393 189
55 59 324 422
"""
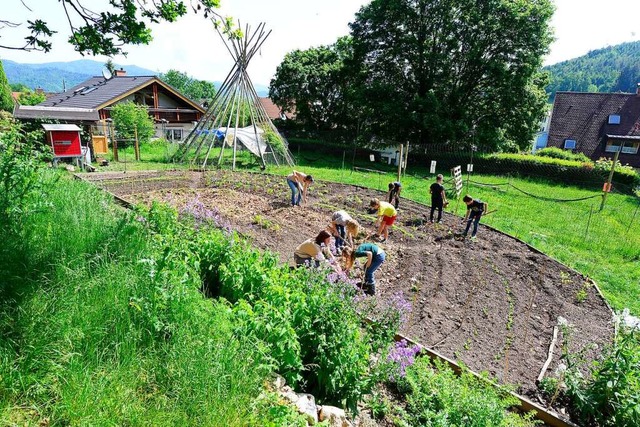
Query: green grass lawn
94 142 640 314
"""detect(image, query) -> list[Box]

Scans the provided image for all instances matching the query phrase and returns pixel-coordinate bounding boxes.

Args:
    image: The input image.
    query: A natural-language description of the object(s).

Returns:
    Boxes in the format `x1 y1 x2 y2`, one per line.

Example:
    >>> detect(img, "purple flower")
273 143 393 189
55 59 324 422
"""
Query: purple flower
387 339 421 379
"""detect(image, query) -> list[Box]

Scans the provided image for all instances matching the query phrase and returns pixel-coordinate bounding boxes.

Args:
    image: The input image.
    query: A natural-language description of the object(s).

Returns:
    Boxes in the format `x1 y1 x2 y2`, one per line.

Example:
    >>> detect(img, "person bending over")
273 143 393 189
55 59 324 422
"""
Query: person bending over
462 194 487 240
370 198 397 243
342 243 386 296
293 230 339 270
286 170 313 206
328 210 360 253
387 181 402 209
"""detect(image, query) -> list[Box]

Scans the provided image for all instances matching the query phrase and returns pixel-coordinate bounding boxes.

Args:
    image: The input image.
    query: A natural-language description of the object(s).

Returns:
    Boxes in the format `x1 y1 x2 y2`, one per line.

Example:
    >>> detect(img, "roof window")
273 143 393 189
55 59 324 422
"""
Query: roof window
564 139 576 149
80 87 98 95
608 114 621 124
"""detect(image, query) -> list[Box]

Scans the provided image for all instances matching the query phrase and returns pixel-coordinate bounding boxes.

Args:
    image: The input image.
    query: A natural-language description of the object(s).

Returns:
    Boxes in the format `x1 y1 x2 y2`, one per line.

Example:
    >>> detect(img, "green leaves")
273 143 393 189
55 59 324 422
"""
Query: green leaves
160 69 216 102
110 101 156 144
2 1 224 56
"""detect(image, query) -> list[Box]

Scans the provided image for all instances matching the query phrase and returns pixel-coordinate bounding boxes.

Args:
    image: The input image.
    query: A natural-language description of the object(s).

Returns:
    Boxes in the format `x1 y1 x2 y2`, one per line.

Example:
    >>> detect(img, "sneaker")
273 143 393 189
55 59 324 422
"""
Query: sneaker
379 238 387 243
470 236 477 242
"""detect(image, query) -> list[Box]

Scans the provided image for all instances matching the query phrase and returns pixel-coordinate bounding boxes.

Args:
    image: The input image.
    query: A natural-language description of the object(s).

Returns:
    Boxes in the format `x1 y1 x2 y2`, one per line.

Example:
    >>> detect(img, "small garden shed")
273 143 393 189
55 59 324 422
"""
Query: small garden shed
42 123 83 162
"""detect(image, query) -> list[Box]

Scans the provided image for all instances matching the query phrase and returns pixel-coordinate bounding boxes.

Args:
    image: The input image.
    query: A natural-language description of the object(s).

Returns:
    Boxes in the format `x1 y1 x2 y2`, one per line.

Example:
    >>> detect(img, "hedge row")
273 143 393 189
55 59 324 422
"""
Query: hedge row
407 152 639 192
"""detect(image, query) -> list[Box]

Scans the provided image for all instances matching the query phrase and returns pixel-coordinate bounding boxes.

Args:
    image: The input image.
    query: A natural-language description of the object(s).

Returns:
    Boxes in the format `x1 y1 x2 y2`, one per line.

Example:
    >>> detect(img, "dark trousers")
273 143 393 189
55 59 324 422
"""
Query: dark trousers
388 191 399 208
430 199 443 222
335 224 346 250
464 211 482 237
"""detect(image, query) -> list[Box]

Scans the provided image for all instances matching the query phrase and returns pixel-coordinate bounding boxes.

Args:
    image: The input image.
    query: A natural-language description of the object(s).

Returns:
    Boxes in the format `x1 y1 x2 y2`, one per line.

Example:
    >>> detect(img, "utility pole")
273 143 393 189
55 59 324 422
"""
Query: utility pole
600 142 623 211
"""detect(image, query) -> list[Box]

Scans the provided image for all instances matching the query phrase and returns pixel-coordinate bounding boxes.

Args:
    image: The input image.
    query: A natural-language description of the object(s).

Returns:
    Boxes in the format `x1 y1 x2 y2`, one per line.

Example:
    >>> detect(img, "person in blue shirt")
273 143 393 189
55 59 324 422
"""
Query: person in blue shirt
462 194 488 240
342 242 386 295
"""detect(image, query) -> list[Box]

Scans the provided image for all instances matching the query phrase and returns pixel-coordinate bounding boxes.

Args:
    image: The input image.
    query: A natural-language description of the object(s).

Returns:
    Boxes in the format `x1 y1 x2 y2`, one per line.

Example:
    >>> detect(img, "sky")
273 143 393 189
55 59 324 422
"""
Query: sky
1 0 639 86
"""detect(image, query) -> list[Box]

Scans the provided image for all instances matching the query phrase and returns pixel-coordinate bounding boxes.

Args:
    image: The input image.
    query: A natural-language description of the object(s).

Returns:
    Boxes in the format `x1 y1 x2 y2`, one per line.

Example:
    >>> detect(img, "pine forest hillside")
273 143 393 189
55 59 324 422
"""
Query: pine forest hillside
544 40 640 99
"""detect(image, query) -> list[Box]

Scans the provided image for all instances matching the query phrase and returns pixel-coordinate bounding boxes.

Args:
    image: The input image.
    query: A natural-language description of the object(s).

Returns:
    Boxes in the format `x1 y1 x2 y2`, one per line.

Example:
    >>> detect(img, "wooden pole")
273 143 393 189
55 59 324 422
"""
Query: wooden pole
403 141 409 177
600 142 623 211
134 126 140 161
585 204 594 240
111 123 118 162
397 143 403 182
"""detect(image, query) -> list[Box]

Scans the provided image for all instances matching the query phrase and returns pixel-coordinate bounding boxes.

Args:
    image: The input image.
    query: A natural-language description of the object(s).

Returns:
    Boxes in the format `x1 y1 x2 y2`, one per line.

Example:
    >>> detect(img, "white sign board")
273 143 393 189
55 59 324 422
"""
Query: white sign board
451 165 463 197
467 163 474 172
369 154 375 162
430 160 436 174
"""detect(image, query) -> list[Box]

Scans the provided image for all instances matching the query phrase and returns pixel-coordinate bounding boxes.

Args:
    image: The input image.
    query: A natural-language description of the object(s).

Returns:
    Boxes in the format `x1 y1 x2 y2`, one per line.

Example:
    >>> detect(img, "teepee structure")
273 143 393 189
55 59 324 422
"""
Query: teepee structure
174 22 295 169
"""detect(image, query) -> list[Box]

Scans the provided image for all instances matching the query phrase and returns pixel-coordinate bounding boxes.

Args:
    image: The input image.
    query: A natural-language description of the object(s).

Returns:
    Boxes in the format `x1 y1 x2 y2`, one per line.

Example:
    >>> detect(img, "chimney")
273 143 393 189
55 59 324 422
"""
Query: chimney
114 68 127 77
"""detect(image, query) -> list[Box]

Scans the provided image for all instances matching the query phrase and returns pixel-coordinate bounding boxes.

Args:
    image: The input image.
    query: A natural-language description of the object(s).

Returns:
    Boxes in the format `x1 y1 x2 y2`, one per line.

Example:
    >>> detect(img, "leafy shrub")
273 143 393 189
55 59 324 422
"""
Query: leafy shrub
399 358 538 426
563 325 640 426
418 151 639 191
263 127 286 156
536 147 591 162
191 230 401 411
0 114 51 235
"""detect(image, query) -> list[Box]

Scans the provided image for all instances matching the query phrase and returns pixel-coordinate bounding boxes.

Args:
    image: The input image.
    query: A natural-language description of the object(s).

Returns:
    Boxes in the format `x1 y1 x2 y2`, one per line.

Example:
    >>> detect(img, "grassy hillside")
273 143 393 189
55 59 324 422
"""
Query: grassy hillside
545 40 640 99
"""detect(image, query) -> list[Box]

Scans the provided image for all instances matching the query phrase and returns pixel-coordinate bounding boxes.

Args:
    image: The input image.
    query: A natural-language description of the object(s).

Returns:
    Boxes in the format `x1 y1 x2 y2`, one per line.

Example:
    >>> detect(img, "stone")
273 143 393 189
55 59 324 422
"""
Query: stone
295 393 318 424
318 405 350 427
270 374 286 391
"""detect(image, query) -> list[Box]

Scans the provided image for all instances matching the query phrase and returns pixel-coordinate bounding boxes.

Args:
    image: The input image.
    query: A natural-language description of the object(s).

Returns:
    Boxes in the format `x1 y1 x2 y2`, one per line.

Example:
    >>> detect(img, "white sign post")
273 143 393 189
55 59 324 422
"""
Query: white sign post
452 165 463 198
430 160 437 174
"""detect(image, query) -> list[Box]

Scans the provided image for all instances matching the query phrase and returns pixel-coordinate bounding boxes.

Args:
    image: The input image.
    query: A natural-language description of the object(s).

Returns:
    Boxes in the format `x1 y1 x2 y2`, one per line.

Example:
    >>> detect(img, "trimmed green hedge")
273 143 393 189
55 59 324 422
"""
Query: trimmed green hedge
412 152 639 191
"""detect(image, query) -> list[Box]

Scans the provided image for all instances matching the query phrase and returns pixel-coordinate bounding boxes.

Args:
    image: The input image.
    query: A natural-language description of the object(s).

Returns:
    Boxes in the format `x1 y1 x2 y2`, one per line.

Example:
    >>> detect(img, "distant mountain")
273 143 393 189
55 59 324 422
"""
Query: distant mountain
3 59 157 92
544 40 640 100
2 58 270 96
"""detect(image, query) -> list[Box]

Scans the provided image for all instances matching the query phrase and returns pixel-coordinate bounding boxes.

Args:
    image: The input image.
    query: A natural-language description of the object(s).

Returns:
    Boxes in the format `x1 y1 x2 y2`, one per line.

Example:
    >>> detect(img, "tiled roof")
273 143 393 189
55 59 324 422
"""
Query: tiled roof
547 91 640 157
259 97 294 120
39 76 157 109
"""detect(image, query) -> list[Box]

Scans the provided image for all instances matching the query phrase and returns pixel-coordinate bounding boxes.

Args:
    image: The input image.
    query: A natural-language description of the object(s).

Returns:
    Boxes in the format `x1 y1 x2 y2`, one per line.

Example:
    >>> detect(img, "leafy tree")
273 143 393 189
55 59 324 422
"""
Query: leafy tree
105 59 117 75
348 0 554 151
110 101 155 144
0 0 233 56
0 60 14 112
160 69 216 102
269 37 357 138
9 83 30 92
17 90 46 106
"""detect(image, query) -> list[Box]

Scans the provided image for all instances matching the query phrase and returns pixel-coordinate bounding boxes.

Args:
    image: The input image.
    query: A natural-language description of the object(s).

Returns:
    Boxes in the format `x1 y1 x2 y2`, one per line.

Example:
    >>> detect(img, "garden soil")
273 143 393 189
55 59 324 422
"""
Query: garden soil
83 170 613 400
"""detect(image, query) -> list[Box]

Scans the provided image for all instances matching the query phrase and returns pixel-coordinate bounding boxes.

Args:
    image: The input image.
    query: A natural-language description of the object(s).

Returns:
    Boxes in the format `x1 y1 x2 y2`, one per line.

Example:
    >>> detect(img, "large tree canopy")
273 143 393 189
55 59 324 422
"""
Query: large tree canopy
0 0 231 56
269 37 355 136
349 0 554 150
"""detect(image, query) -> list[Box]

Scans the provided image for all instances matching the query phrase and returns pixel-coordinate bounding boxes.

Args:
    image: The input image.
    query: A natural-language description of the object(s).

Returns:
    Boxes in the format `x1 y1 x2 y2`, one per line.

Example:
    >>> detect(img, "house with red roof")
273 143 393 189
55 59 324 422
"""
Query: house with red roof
546 85 640 168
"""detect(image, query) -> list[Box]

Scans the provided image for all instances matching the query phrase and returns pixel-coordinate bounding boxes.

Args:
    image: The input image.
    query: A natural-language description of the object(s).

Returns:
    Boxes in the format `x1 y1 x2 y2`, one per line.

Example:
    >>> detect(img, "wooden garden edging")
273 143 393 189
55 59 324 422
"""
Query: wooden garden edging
389 326 580 427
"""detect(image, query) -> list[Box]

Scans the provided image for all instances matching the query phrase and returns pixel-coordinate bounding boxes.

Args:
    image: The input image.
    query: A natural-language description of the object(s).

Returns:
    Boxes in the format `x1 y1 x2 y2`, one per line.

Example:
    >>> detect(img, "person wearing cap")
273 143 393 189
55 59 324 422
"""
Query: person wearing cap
286 170 314 206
